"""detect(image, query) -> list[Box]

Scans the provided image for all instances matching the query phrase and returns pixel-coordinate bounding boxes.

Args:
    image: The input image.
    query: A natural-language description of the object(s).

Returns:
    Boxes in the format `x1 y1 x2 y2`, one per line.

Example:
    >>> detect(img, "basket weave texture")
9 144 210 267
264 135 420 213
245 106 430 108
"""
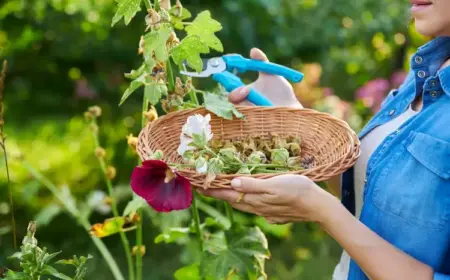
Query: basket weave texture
137 106 360 188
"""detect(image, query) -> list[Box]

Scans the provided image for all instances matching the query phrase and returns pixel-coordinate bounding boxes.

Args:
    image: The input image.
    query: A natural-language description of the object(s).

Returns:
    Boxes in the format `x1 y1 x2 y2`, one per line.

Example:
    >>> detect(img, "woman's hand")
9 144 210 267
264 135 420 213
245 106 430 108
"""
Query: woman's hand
229 48 303 108
197 174 337 224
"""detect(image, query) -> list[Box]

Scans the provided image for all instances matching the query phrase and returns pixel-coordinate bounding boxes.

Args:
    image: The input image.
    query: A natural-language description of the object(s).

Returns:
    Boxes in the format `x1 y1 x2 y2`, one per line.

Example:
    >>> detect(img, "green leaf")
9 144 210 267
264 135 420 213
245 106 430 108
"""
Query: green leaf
154 227 190 244
169 7 192 29
119 73 146 106
111 0 142 26
201 227 270 280
55 259 77 266
185 11 223 52
124 64 146 80
142 27 172 64
90 217 127 238
174 263 201 280
144 83 168 105
123 195 147 217
34 203 62 226
42 265 72 280
253 216 292 239
170 35 209 72
4 271 29 280
42 251 62 264
204 93 244 120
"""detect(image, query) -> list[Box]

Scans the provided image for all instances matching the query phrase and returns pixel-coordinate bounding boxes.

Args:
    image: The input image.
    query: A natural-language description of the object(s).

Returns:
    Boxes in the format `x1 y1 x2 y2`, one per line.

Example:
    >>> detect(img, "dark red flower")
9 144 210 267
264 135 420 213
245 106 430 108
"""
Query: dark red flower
131 160 192 212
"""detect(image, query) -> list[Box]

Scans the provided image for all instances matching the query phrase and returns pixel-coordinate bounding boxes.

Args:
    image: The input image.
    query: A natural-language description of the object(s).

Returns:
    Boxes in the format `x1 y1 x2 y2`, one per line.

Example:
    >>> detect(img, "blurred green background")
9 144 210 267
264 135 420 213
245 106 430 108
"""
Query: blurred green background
0 0 429 279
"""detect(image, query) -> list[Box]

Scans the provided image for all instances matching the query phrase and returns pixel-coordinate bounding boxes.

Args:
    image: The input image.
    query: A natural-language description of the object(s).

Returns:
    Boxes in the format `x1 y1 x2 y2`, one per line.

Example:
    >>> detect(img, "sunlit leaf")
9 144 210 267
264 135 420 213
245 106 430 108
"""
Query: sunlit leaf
170 35 209 72
89 217 127 238
123 195 147 217
253 216 292 239
111 0 142 26
204 93 244 120
174 263 201 280
119 73 146 105
201 227 270 280
154 227 190 244
185 11 223 52
142 27 172 64
42 265 72 280
169 7 192 30
144 83 168 105
124 64 146 80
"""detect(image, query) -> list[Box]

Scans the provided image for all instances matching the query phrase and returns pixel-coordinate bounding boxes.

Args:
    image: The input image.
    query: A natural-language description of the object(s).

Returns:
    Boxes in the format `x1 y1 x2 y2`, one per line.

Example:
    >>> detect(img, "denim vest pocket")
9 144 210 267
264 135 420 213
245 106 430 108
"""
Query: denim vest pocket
372 131 450 230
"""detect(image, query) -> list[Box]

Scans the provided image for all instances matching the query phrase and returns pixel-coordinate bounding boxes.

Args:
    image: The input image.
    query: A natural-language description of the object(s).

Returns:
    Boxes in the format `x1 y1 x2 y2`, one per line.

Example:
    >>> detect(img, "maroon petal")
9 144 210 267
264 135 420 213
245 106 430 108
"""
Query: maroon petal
130 161 192 212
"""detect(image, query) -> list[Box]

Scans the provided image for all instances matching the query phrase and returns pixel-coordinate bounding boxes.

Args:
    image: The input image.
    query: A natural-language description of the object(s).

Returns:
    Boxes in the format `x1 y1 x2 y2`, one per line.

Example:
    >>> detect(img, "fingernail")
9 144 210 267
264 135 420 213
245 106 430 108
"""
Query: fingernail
231 179 241 188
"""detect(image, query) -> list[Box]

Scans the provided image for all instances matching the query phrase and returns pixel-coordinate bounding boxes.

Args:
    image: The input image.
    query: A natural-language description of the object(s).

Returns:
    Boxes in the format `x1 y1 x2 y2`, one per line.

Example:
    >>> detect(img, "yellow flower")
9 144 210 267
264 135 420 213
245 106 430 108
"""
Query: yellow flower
127 134 138 151
132 245 146 256
143 106 158 122
95 147 106 158
106 166 116 180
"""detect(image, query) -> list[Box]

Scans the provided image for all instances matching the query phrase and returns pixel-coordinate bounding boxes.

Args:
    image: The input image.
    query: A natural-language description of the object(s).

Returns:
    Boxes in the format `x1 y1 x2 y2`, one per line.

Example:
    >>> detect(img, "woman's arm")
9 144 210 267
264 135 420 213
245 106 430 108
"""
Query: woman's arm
318 196 435 280
199 175 449 280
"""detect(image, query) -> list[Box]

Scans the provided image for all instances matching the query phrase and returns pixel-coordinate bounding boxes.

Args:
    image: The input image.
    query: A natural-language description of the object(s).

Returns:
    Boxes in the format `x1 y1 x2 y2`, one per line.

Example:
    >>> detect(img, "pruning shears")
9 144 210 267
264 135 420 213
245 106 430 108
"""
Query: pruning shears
180 54 304 106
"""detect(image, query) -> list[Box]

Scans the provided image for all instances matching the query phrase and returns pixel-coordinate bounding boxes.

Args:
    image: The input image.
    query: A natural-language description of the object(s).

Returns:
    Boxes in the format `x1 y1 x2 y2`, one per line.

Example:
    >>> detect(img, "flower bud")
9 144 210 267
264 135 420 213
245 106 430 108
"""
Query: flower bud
95 147 106 158
127 134 138 151
84 111 93 121
138 35 145 55
247 151 267 164
150 150 164 160
159 0 171 10
287 156 302 168
88 106 102 117
132 245 146 256
143 106 158 122
106 166 116 180
270 148 289 166
195 156 208 174
237 165 251 174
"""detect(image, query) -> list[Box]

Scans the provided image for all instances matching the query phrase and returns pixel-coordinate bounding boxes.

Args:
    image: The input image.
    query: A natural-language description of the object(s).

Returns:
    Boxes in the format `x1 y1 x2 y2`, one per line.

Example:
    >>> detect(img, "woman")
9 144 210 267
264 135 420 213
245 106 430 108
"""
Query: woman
198 0 450 279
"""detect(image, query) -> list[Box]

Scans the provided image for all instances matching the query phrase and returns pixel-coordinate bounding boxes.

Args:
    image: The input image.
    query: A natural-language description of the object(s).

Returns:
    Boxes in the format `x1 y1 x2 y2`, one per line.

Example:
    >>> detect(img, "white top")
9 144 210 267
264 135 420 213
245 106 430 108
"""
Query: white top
332 105 418 280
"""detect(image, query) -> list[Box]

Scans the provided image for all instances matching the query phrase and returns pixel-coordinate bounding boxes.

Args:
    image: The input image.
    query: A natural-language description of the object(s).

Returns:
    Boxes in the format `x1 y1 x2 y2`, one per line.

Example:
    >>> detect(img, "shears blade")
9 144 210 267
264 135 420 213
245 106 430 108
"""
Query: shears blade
180 57 227 78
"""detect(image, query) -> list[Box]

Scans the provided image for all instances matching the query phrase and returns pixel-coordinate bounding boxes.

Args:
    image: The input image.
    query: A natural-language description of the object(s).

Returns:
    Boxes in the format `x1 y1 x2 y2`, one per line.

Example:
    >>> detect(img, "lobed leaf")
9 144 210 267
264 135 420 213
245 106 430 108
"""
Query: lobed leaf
204 93 244 120
169 7 192 30
174 263 201 280
185 11 223 52
142 27 172 64
119 73 146 106
144 83 168 105
154 227 190 244
111 0 142 26
201 227 270 280
170 35 209 72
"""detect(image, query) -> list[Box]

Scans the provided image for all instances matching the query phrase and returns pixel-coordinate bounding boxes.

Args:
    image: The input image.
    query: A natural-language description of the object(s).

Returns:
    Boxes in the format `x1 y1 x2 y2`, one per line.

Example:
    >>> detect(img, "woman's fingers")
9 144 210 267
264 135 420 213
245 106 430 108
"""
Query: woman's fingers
250 48 269 62
231 177 272 194
228 86 252 105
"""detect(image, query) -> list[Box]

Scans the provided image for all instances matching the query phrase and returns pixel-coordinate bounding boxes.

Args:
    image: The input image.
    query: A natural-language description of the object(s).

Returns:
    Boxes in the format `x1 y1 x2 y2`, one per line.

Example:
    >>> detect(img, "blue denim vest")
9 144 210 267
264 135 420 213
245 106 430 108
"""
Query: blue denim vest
341 36 450 280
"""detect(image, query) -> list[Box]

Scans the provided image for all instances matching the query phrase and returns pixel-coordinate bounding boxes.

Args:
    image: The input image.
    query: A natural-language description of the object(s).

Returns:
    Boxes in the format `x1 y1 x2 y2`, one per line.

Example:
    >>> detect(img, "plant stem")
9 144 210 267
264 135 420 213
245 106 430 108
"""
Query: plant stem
135 96 149 280
22 161 125 280
191 192 203 251
91 122 135 280
189 90 199 106
143 0 152 9
224 202 234 226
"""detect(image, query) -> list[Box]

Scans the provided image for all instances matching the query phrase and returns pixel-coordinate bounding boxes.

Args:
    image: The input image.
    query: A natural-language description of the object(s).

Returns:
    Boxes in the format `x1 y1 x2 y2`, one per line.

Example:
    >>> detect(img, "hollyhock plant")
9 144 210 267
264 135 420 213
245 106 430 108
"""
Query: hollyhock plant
130 160 192 212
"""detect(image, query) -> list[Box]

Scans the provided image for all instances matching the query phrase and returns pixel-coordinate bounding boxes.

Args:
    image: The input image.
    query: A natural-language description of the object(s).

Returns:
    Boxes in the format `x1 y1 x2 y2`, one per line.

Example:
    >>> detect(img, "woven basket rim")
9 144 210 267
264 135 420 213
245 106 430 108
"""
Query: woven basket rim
137 106 361 185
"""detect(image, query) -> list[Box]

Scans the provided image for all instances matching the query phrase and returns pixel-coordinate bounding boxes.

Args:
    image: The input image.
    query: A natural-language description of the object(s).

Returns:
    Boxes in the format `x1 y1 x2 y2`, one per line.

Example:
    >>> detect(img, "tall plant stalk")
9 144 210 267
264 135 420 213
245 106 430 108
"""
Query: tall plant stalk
22 161 125 280
0 60 16 249
90 120 135 280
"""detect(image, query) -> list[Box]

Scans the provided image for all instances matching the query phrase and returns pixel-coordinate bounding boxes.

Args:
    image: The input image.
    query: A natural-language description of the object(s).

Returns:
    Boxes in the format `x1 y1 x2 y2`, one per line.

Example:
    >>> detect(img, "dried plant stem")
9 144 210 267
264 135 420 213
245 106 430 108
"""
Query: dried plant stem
91 122 135 280
0 60 16 249
22 161 125 280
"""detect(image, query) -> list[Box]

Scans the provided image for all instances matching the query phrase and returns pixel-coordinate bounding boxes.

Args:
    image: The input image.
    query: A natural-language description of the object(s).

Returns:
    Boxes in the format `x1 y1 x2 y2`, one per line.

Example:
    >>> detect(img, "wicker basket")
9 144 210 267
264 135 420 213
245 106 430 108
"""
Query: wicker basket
137 106 360 188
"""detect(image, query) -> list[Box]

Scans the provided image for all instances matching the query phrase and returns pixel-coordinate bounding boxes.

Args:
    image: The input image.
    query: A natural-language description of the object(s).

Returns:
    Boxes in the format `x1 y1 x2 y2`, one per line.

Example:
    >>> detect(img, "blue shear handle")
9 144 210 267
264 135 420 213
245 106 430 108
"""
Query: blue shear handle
223 54 304 83
212 71 274 106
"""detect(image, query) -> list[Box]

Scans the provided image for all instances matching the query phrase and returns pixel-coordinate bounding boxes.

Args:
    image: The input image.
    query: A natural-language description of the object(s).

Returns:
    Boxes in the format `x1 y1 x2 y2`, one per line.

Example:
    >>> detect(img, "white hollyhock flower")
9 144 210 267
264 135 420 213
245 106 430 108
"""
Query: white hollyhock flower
177 114 213 156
